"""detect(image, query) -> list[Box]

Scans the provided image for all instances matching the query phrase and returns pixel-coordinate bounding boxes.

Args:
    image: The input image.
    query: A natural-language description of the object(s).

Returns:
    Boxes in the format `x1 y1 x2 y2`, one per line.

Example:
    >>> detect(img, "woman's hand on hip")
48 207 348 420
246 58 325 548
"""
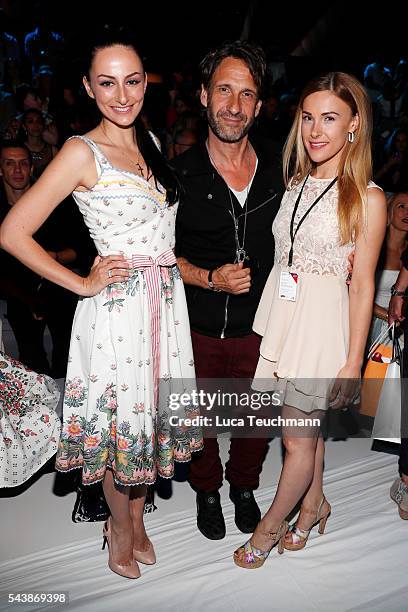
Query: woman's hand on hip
79 255 130 296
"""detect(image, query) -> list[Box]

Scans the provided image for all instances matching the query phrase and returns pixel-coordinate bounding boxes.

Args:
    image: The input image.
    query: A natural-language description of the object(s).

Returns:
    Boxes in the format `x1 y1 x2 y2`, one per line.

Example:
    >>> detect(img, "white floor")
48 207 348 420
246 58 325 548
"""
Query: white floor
1 306 407 611
1 437 407 612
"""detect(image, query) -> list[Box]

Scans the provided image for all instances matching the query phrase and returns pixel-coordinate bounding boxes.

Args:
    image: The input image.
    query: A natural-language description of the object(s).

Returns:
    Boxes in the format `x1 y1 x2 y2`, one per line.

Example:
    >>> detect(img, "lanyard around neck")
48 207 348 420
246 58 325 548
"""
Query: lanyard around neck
288 173 338 267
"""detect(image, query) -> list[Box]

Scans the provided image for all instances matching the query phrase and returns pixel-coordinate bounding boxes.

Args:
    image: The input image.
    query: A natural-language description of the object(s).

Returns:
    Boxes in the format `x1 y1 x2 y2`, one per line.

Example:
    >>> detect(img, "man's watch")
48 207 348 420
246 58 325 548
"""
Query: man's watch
390 283 406 297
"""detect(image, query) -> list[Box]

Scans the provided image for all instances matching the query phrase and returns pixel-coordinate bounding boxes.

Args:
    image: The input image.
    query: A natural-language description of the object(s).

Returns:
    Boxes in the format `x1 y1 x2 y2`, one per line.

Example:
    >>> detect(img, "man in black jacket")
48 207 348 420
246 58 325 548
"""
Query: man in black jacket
173 41 283 540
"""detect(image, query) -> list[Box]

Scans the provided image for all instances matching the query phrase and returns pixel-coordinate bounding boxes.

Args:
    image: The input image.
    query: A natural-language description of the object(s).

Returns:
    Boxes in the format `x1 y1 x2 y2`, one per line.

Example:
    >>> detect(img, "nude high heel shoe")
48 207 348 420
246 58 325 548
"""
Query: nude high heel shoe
133 539 156 565
102 518 141 579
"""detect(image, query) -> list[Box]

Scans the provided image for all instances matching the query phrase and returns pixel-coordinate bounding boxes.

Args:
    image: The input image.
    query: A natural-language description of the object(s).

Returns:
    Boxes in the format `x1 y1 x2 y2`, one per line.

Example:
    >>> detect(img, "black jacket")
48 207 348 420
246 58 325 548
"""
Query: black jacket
173 137 284 338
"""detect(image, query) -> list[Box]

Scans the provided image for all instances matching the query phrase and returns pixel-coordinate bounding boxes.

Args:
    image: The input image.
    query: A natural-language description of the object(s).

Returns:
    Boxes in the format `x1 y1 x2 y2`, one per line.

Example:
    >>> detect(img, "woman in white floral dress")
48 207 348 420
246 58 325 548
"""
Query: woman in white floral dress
0 29 202 578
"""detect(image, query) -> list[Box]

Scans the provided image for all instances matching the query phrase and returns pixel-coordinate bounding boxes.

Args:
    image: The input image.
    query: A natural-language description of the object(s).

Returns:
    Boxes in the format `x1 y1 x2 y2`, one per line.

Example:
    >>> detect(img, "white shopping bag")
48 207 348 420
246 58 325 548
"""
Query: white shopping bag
372 328 402 443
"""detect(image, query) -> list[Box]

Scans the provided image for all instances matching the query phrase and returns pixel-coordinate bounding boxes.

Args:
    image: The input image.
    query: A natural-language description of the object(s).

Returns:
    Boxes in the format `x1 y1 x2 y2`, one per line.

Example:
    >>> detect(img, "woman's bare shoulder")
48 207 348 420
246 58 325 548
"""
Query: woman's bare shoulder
58 136 95 165
367 185 386 207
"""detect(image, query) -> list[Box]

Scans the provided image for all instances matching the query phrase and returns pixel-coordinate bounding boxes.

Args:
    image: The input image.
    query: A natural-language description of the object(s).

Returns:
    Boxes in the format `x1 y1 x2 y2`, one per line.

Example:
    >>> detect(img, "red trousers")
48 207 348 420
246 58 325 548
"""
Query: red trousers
189 331 271 492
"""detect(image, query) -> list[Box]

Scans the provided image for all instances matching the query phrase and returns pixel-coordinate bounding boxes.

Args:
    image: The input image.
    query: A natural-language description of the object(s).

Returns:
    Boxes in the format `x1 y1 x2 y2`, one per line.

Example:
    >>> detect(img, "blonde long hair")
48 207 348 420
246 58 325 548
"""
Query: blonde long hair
283 72 372 244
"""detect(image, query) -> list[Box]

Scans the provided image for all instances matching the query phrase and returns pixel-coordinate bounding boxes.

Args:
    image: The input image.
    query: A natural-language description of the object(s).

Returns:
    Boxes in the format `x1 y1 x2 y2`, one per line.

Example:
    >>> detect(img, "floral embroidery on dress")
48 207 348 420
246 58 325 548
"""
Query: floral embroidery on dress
64 377 87 409
160 266 181 306
103 284 125 312
0 369 30 415
126 272 141 296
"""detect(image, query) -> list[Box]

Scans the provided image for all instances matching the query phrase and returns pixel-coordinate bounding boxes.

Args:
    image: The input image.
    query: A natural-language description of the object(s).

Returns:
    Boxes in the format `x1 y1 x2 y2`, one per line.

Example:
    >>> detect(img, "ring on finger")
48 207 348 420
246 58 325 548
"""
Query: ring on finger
108 269 112 279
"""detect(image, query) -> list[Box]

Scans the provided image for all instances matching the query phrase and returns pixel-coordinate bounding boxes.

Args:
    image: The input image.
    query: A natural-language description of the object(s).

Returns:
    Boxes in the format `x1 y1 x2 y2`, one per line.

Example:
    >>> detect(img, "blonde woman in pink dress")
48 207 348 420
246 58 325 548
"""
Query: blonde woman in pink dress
234 72 387 569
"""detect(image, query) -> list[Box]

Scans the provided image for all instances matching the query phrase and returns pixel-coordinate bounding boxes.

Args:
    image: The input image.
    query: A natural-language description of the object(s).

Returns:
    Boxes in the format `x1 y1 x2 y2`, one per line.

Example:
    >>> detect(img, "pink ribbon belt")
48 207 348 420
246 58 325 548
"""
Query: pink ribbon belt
129 249 177 407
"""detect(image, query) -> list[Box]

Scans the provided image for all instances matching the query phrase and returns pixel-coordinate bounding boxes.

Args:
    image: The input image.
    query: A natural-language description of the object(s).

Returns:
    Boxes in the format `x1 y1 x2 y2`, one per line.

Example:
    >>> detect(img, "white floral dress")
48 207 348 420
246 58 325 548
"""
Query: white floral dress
0 351 61 488
55 136 202 487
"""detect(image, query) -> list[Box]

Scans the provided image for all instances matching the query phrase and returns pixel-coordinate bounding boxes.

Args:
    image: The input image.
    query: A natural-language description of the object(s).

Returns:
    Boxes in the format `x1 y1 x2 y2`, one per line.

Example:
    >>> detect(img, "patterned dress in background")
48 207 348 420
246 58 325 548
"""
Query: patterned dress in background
0 351 61 487
55 136 202 487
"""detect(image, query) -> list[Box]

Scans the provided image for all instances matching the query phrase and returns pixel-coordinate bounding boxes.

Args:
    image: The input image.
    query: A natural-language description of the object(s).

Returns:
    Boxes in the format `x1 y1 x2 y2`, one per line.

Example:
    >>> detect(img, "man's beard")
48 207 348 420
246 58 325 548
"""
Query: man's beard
207 107 254 143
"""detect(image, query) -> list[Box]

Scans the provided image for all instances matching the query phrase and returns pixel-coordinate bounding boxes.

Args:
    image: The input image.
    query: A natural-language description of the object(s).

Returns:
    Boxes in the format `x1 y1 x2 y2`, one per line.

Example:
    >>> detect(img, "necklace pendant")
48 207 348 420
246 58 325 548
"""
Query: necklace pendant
135 162 145 178
236 248 246 263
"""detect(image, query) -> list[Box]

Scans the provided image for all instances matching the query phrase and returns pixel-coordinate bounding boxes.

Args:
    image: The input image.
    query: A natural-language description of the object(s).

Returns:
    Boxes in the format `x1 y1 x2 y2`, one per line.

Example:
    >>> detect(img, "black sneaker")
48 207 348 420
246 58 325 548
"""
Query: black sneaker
196 490 226 540
229 486 261 533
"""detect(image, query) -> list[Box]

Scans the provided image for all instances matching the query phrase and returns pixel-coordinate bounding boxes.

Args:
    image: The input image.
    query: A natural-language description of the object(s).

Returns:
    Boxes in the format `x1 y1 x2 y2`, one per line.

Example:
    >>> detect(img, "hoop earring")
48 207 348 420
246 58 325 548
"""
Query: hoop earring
348 131 355 143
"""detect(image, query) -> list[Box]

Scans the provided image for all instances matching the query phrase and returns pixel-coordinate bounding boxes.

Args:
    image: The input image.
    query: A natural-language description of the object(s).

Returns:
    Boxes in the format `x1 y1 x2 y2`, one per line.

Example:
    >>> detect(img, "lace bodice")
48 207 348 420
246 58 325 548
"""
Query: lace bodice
273 176 367 278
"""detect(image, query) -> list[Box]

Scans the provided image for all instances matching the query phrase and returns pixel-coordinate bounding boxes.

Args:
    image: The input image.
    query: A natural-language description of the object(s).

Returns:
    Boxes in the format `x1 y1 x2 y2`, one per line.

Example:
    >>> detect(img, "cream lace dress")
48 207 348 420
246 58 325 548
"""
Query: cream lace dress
253 176 378 412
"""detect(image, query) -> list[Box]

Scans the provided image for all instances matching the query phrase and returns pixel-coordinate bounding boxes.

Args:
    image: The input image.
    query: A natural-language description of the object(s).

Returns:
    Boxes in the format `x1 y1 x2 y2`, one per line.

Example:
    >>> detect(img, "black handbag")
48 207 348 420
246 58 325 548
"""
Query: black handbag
71 481 156 522
72 481 110 523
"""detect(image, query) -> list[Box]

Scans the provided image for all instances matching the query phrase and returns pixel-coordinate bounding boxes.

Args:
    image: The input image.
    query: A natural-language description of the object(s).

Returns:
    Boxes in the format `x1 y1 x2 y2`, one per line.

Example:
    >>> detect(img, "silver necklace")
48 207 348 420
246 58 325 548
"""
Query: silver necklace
30 142 49 161
101 126 146 178
206 141 252 263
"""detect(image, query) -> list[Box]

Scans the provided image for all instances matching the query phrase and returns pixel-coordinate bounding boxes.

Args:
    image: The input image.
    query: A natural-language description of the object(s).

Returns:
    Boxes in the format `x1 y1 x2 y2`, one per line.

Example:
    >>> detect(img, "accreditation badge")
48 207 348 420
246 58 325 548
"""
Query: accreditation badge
279 270 299 302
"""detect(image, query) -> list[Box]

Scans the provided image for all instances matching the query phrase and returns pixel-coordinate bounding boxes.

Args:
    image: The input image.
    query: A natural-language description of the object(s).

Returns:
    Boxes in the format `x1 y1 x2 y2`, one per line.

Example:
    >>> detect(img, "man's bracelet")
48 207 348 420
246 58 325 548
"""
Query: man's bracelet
208 268 222 292
390 284 407 297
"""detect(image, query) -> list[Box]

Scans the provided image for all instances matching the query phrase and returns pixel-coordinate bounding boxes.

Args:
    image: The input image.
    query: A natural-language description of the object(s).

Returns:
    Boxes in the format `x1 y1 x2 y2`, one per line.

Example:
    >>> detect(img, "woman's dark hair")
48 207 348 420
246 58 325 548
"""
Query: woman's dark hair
85 26 180 205
17 108 45 144
199 40 266 98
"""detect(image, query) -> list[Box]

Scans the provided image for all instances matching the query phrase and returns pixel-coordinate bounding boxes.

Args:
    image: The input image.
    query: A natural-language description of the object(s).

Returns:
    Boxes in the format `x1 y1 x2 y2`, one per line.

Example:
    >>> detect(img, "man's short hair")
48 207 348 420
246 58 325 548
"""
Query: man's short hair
0 139 33 165
200 40 266 98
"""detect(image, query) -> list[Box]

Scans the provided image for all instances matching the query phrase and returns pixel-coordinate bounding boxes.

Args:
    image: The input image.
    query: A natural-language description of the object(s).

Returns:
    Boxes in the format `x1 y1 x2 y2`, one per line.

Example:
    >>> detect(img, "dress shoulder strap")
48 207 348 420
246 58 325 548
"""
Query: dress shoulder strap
66 135 109 178
367 180 383 191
